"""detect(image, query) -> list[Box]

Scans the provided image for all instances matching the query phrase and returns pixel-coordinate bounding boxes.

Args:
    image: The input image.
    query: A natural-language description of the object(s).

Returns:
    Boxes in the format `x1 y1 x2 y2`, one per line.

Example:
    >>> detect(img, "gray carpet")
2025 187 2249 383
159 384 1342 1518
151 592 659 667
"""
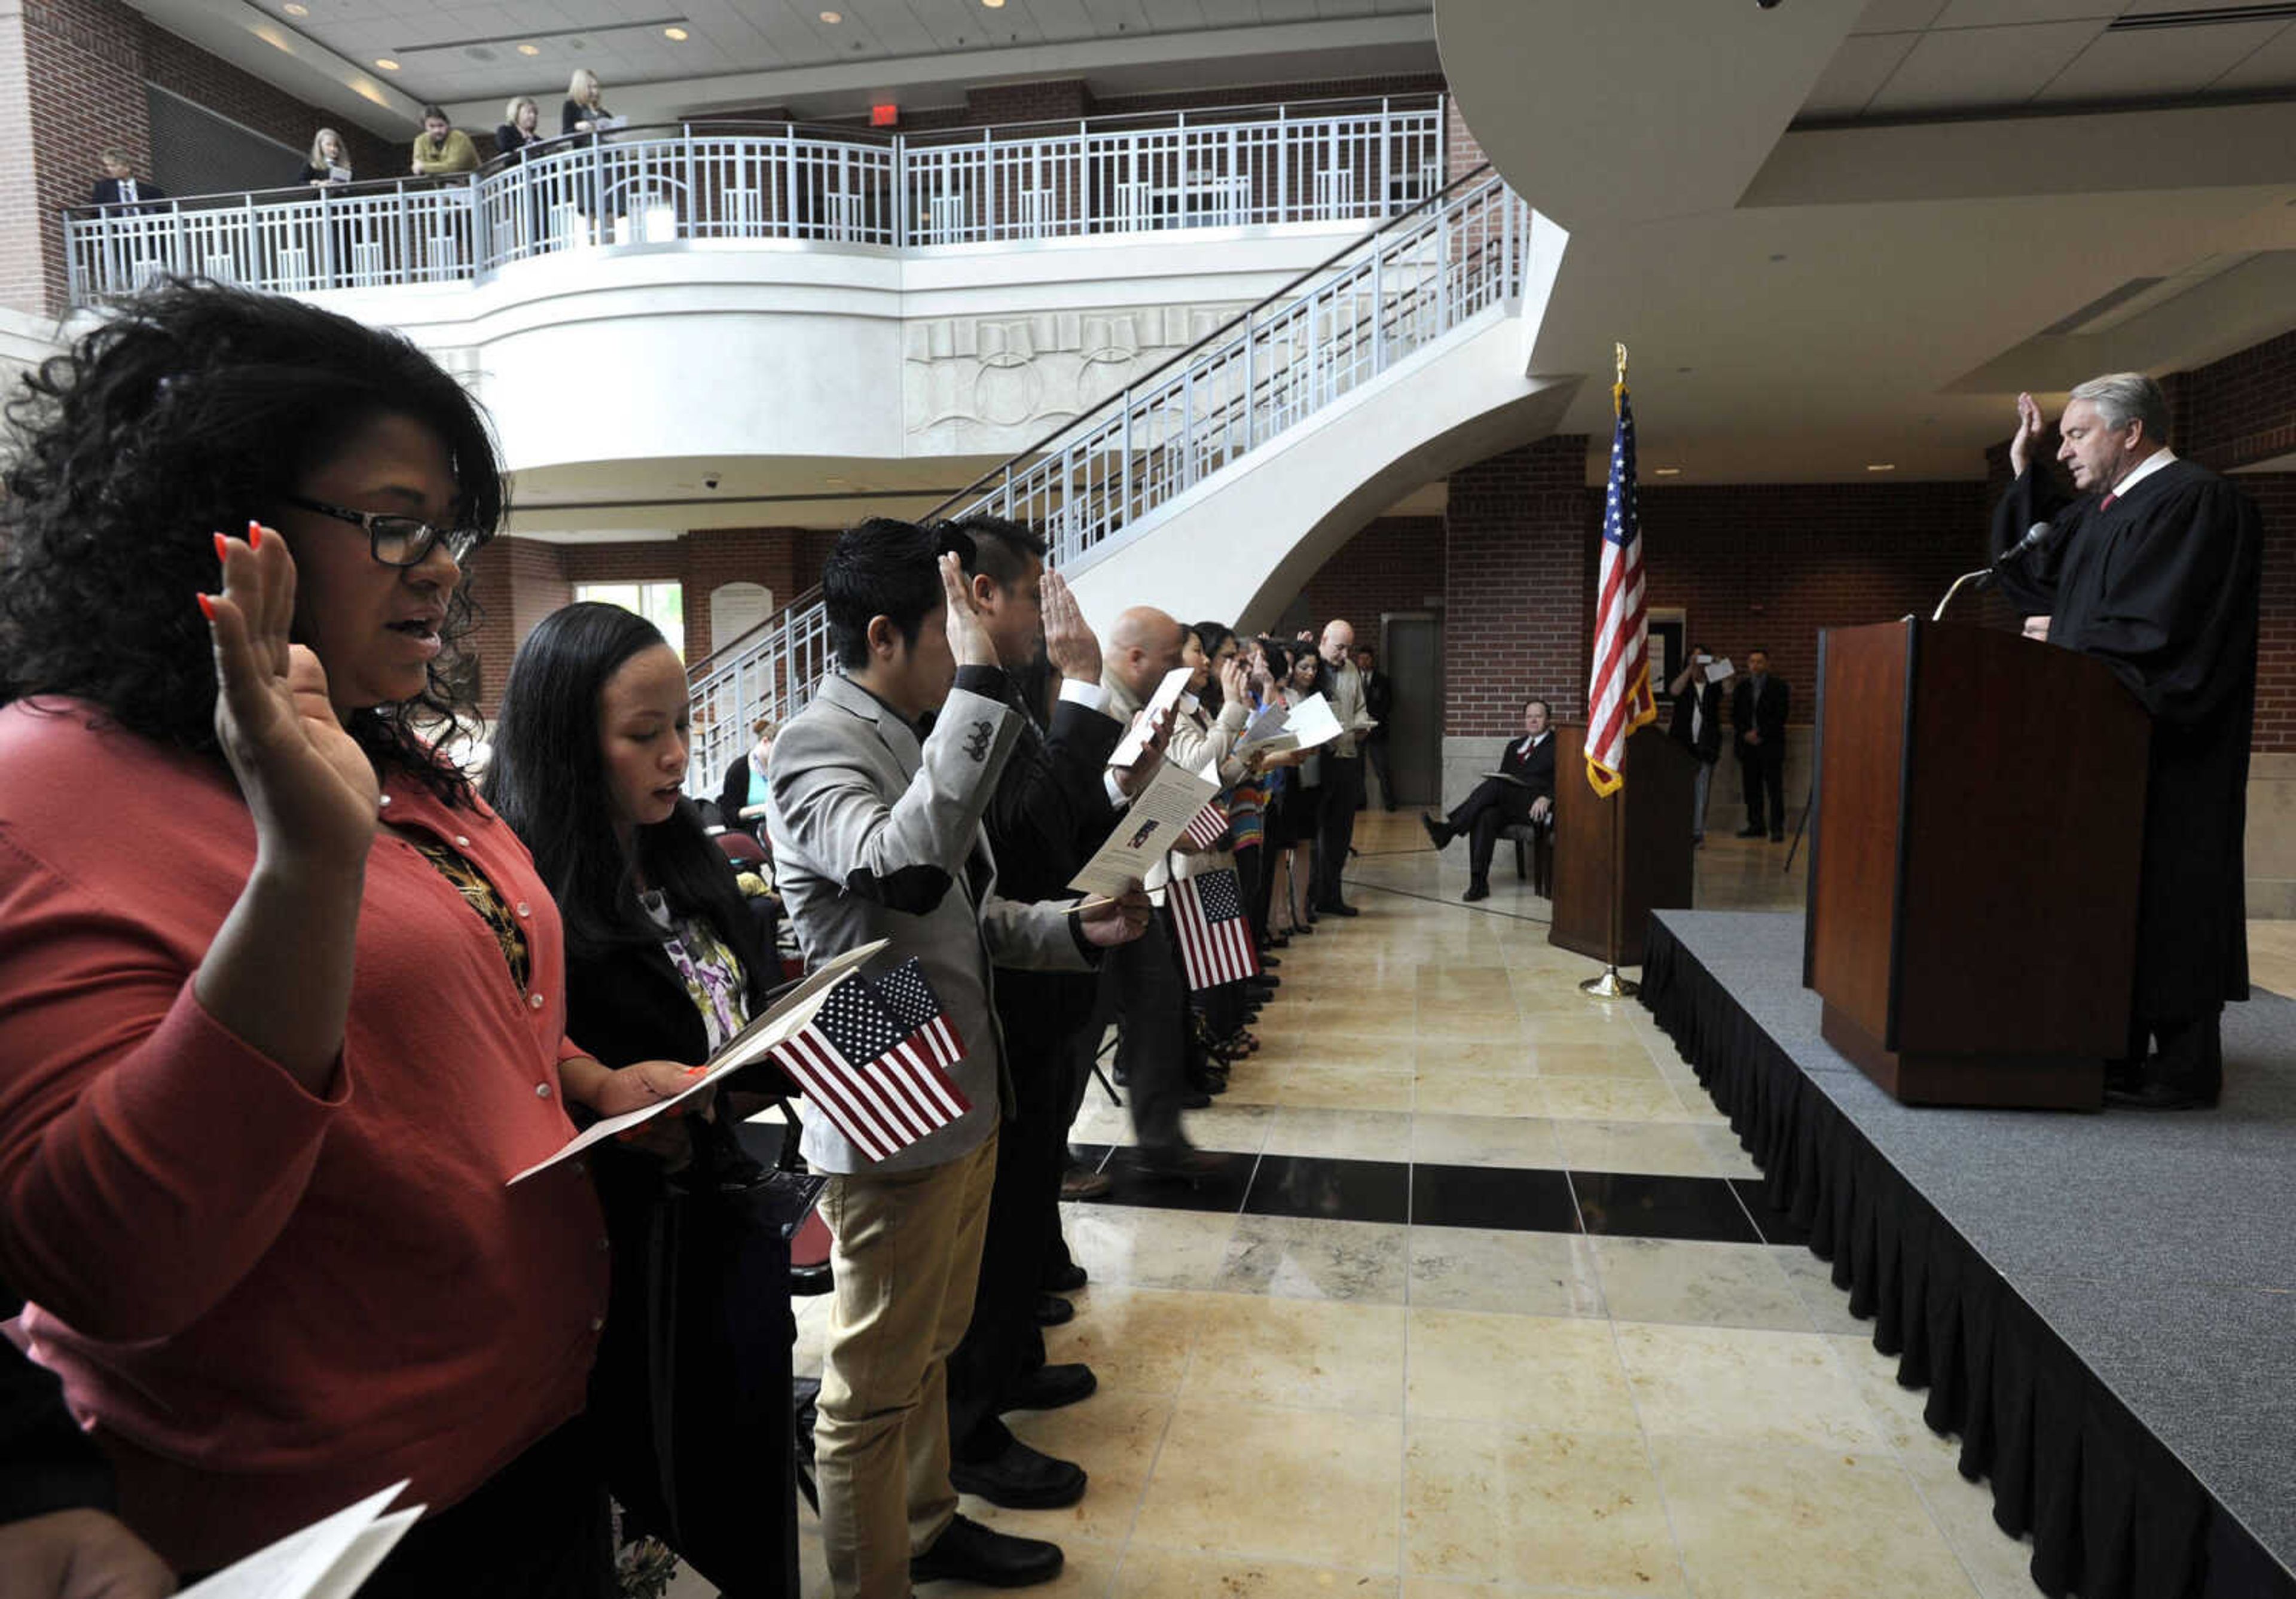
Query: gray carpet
1657 910 2296 1576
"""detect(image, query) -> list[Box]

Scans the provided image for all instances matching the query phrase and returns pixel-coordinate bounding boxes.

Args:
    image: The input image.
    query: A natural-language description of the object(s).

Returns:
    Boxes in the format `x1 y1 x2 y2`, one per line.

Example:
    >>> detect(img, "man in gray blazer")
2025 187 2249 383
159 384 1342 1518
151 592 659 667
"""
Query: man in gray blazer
768 520 1149 1597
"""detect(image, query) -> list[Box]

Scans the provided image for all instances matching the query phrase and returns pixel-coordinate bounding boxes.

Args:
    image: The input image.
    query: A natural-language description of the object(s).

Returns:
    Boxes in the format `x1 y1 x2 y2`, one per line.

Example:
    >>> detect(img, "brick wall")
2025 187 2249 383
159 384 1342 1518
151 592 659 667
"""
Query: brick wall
2246 474 2295 755
1294 515 1446 638
1444 435 1593 734
462 535 570 712
3 0 401 313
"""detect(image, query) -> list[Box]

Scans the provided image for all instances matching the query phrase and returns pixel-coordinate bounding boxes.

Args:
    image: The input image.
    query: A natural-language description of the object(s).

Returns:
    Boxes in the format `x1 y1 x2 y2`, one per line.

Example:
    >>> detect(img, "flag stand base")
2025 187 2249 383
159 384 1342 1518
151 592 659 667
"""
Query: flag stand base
1578 965 1639 1000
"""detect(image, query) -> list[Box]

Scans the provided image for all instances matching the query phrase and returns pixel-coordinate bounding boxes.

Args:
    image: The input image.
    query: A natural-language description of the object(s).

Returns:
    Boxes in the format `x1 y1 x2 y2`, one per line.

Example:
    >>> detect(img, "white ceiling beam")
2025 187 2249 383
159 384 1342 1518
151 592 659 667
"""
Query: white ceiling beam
127 0 429 140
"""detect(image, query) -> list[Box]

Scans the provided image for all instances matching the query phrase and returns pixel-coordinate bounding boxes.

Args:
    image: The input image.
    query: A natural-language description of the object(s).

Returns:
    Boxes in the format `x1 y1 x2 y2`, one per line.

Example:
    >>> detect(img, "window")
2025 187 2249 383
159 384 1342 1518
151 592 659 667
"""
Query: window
575 581 685 658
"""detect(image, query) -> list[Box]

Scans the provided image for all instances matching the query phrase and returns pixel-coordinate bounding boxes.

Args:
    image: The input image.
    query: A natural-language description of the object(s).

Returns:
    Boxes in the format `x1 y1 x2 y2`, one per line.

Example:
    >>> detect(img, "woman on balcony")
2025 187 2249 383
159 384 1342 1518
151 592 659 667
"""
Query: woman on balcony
298 128 351 187
496 96 548 159
563 69 615 136
0 283 685 1592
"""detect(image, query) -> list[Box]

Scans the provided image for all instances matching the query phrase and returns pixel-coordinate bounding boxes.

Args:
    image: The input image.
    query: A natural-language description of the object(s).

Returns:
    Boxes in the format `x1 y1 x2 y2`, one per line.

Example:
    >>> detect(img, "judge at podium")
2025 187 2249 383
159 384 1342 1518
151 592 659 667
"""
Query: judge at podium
1422 696 1555 902
1990 373 2263 1110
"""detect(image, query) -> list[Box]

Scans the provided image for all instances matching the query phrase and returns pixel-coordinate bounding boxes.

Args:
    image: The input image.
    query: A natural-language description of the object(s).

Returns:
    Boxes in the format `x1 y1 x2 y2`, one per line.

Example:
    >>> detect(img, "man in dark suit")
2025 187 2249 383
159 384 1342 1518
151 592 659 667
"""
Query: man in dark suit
1732 648 1789 840
1421 697 1555 902
89 150 165 210
1667 645 1726 845
1355 644 1396 810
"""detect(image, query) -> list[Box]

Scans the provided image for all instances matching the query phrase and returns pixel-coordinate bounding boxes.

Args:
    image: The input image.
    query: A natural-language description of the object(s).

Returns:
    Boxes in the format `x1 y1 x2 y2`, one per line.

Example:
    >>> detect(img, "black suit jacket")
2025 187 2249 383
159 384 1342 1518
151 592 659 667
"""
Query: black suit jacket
89 176 165 208
1360 670 1393 743
566 869 776 1075
1670 682 1723 764
1492 730 1556 818
1732 675 1789 752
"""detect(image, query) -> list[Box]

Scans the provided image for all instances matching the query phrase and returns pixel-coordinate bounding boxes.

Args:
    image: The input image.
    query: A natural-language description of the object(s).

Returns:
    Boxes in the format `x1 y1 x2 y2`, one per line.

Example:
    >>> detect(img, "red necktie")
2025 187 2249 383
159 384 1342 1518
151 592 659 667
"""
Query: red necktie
2100 492 2117 511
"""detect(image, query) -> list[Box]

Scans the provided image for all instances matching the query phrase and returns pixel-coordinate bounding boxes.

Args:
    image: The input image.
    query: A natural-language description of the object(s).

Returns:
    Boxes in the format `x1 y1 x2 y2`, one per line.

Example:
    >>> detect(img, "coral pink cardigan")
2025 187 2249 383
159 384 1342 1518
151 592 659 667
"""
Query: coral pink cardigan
0 701 607 1571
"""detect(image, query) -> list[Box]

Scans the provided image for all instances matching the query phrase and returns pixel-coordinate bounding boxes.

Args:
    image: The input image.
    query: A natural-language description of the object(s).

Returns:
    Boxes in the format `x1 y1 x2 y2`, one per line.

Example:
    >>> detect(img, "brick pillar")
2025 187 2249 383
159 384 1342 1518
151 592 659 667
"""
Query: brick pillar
1443 435 1593 734
462 536 571 718
1444 93 1486 183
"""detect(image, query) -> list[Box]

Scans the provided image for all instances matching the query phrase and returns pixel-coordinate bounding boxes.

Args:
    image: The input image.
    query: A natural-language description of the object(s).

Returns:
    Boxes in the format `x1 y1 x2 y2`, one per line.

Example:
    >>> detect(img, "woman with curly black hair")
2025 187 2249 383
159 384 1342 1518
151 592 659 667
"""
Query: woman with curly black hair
0 282 676 1594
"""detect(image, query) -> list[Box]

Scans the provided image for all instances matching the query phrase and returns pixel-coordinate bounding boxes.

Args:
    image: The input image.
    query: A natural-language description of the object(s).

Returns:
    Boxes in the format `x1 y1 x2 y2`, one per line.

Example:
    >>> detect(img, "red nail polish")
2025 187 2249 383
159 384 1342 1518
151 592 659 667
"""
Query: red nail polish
248 523 263 551
683 1065 709 1076
197 593 215 621
214 532 229 563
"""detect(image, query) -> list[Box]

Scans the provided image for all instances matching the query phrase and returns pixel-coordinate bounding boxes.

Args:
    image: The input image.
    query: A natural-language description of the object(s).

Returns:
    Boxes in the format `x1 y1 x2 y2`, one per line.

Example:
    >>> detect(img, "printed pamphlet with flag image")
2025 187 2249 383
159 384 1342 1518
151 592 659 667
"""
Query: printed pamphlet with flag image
1167 866 1260 991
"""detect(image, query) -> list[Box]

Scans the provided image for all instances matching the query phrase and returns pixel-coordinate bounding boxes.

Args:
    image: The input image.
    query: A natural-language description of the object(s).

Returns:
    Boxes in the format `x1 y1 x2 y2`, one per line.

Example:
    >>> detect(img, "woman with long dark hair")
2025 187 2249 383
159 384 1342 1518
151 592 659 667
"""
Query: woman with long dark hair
0 282 671 1593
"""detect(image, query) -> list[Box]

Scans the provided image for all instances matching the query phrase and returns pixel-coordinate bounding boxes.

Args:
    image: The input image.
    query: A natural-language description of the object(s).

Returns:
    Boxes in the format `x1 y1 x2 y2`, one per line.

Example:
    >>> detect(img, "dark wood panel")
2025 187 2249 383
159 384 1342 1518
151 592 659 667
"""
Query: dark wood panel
1549 723 1613 962
1550 724 1697 966
1822 1003 2103 1112
1807 623 1910 1046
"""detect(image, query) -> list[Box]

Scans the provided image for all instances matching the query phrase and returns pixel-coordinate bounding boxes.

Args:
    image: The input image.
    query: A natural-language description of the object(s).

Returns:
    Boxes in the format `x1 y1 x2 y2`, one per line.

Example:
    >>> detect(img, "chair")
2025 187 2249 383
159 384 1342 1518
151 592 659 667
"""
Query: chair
716 831 768 869
1503 821 1553 898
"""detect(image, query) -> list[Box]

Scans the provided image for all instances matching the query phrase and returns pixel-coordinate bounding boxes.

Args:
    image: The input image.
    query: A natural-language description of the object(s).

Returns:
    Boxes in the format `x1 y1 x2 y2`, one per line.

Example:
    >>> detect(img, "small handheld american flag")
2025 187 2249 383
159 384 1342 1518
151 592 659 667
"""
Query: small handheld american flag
1165 867 1259 991
871 956 967 1073
768 973 970 1162
1180 798 1231 852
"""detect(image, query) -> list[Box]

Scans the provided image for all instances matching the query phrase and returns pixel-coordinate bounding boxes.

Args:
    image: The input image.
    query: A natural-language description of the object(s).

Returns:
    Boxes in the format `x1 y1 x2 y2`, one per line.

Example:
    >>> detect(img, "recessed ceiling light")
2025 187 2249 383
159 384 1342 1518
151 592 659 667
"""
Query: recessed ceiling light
820 8 841 20
374 57 399 69
1866 463 1895 472
982 0 1006 8
282 2 307 14
518 41 540 54
663 25 688 39
1654 467 1682 477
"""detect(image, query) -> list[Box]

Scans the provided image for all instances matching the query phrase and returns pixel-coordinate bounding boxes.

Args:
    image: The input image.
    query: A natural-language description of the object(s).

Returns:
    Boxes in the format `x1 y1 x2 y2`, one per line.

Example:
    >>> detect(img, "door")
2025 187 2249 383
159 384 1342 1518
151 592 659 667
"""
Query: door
1382 612 1442 808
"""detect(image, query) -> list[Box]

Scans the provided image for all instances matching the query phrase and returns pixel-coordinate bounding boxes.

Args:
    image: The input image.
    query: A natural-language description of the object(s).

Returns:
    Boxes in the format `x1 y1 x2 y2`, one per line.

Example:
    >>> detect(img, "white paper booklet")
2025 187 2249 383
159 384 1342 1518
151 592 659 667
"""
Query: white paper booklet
1278 692 1347 753
1107 666 1193 769
178 1482 422 1599
1703 657 1734 683
508 938 889 1185
1233 700 1292 754
1068 762 1220 896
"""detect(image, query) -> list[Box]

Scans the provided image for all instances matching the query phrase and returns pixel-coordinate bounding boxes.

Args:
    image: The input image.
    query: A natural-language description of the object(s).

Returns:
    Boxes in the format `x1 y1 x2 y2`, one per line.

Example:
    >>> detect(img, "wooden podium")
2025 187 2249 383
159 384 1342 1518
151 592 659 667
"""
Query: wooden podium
1550 723 1696 967
1803 621 2150 1109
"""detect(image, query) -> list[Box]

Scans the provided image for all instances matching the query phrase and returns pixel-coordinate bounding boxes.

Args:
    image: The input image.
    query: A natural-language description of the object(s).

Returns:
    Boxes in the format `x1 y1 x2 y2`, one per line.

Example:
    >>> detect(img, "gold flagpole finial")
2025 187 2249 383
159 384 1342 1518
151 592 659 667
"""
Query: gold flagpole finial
1614 343 1629 383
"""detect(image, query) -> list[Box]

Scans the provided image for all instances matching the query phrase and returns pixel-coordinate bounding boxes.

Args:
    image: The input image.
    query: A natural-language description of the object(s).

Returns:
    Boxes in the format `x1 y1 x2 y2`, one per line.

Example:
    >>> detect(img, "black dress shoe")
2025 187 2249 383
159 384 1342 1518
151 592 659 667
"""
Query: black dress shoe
1250 974 1280 990
2104 1057 2147 1095
1462 880 1490 903
912 1513 1064 1587
1421 813 1452 849
1182 1089 1213 1109
949 1437 1088 1510
1317 901 1361 917
2106 1081 2216 1111
1004 1362 1097 1411
1259 954 1281 968
1043 1261 1088 1293
1033 1293 1074 1328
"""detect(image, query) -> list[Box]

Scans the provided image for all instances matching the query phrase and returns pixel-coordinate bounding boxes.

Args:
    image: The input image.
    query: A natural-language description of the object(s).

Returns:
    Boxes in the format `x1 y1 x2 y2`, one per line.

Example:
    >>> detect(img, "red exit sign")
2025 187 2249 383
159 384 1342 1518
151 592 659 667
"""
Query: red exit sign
869 103 897 127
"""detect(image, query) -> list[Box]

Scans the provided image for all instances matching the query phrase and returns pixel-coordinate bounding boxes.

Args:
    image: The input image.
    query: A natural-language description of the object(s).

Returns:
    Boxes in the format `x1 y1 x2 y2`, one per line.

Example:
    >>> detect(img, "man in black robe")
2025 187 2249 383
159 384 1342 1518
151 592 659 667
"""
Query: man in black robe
1989 373 2262 1110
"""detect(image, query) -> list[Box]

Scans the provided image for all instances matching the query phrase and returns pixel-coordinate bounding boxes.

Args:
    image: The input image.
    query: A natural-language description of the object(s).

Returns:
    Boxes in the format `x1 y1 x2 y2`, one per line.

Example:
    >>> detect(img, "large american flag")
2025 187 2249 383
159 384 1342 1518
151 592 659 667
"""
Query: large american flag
1180 797 1231 852
1166 868 1259 991
1585 368 1655 796
768 973 970 1162
871 956 967 1073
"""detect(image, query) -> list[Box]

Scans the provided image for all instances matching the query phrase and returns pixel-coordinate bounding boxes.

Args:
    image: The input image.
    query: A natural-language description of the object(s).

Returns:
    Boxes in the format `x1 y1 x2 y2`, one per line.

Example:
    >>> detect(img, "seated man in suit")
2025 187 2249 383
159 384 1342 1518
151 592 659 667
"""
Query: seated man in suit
1420 696 1556 902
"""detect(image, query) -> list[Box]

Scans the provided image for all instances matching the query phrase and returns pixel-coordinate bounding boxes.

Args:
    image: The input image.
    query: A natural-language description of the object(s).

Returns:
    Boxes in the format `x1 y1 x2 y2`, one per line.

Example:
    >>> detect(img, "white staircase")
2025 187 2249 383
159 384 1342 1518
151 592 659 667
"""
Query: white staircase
686 169 1567 789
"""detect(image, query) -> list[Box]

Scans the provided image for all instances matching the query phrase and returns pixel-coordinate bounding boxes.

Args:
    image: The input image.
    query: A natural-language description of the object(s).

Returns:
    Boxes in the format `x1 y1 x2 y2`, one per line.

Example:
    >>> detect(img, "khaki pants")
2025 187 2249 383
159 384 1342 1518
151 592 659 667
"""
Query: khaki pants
815 1132 1000 1597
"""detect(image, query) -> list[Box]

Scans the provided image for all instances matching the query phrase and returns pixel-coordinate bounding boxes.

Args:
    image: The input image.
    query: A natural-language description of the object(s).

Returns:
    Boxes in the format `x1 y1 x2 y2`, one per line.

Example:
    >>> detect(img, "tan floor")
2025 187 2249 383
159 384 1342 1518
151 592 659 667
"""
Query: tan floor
689 809 2285 1597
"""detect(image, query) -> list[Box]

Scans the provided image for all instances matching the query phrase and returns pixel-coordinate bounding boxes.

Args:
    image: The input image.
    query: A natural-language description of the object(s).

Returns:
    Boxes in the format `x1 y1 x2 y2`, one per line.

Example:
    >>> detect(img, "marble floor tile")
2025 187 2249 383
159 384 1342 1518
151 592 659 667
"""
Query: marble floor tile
1527 1043 1666 1080
1042 1285 1204 1397
1406 1224 1605 1317
1409 1162 1578 1233
1171 1100 1272 1155
1824 1332 1964 1470
1070 1098 1138 1148
1214 1214 1411 1304
1772 1246 1871 1337
1112 1549 1400 1598
1614 1322 1888 1450
1902 1451 2042 1599
1409 1069 1549 1118
1690 1121 1764 1179
1259 1104 1413 1163
964 1394 1173 1548
1515 1011 1648 1045
1245 1154 1410 1224
1271 1065 1417 1111
1405 1416 1686 1593
1176 1293 1408 1414
1552 1118 1720 1177
1405 1308 1641 1433
1573 1171 1761 1244
1650 1436 1979 1599
1587 1237 1815 1331
1412 1038 1539 1072
1538 1076 1694 1124
1131 1403 1405 1570
1408 1110 1565 1170
1059 1203 1240 1290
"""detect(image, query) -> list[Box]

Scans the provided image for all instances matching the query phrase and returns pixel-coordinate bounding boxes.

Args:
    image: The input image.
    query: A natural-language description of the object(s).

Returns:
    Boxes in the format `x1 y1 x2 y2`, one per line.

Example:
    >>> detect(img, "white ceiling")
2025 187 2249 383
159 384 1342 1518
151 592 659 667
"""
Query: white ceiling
223 0 1431 106
1805 0 2296 120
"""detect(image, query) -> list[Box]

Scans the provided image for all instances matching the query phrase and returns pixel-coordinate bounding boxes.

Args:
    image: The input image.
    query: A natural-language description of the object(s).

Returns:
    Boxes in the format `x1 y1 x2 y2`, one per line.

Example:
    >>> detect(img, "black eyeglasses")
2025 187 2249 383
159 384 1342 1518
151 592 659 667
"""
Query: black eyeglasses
285 496 489 569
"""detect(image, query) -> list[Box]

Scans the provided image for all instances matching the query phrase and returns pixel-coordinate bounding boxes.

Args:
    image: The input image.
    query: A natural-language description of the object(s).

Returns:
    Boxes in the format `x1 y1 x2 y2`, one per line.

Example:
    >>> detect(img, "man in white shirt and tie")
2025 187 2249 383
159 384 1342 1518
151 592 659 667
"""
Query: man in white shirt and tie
1420 697 1556 902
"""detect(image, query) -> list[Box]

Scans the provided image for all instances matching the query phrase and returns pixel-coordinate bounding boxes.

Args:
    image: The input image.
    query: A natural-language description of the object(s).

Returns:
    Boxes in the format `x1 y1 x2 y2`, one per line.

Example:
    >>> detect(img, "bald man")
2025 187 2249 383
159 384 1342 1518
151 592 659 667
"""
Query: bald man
1312 619 1375 917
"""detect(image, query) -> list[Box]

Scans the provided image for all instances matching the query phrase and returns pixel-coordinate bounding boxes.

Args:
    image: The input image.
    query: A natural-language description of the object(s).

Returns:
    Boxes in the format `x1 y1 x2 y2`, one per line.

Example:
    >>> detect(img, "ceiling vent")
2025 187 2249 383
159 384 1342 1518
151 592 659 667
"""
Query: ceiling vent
2109 3 2296 30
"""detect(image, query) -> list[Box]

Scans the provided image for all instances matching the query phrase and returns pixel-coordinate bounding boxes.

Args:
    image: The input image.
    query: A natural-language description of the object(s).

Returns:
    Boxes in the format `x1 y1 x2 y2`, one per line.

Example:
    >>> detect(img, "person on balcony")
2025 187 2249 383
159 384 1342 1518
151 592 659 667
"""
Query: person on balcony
298 128 352 187
88 149 164 210
496 96 548 158
0 283 670 1591
410 106 480 178
564 69 615 136
715 715 775 840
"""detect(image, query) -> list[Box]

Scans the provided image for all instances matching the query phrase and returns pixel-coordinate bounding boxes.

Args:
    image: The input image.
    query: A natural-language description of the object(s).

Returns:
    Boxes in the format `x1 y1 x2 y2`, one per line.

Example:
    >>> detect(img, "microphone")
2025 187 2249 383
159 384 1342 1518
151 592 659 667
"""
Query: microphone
1998 521 2054 566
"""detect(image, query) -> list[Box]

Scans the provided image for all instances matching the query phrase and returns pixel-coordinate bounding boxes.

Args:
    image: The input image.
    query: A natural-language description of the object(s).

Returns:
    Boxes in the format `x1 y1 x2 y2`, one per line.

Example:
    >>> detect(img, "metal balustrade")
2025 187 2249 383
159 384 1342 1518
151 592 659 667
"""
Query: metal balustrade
62 96 1443 306
684 168 1534 791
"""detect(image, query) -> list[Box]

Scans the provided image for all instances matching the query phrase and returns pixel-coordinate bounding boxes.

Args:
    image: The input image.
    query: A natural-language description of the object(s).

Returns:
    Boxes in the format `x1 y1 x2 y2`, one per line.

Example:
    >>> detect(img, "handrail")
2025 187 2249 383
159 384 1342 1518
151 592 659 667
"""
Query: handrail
680 170 1534 788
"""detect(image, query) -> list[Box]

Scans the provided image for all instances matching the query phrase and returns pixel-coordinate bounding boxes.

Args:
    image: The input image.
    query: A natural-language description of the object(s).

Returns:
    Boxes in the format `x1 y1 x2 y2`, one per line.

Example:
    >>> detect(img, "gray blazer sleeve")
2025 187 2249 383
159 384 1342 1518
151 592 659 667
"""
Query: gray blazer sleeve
981 895 1092 971
769 687 1021 914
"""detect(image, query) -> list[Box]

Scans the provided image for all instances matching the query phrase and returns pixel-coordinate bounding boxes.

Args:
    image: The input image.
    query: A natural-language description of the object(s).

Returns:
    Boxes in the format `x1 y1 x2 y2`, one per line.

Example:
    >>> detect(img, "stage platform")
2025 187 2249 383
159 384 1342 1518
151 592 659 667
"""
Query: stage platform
1642 910 2296 1599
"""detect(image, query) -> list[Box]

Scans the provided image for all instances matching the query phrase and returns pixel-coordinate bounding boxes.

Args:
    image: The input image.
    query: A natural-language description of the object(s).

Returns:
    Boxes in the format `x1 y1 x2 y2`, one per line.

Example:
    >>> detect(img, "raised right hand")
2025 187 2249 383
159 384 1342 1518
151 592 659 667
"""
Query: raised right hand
939 553 999 670
1217 656 1249 708
204 524 380 875
2010 392 2047 478
1040 569 1102 683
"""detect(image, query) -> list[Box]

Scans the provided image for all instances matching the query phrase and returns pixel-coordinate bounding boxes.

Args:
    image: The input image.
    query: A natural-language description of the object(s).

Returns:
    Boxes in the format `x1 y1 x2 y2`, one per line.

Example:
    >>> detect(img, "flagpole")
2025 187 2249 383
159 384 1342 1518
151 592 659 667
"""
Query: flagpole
1581 341 1639 1002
